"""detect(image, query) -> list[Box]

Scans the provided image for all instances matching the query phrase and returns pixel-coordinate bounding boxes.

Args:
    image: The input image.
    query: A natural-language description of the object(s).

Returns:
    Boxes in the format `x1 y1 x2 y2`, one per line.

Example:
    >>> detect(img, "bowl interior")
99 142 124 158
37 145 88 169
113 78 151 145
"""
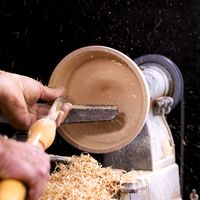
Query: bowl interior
48 46 149 153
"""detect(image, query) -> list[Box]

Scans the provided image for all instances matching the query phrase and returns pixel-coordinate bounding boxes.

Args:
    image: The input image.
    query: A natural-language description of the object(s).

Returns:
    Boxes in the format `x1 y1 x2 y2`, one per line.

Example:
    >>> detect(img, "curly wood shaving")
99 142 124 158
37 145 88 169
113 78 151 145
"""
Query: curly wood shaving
40 154 126 200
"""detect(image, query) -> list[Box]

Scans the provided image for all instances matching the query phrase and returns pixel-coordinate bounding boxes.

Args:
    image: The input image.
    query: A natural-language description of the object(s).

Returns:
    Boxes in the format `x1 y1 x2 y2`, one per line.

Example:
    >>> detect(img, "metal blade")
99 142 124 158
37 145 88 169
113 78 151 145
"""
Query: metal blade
64 105 118 124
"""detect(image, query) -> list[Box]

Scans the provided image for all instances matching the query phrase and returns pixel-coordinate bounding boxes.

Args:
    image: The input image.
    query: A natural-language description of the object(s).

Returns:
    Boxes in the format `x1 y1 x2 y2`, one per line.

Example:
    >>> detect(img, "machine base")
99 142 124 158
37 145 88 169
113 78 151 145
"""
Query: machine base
120 164 181 200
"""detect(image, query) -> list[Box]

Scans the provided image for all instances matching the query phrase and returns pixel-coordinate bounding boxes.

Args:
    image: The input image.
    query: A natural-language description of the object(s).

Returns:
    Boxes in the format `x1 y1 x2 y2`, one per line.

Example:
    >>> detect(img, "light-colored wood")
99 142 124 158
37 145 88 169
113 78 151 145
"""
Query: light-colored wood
27 118 56 149
49 46 150 153
0 179 26 200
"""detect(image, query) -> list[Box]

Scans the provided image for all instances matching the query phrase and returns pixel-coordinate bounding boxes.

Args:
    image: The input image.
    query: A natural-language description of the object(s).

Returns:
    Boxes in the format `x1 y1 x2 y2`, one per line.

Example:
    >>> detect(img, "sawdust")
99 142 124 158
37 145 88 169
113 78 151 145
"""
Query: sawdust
40 154 126 200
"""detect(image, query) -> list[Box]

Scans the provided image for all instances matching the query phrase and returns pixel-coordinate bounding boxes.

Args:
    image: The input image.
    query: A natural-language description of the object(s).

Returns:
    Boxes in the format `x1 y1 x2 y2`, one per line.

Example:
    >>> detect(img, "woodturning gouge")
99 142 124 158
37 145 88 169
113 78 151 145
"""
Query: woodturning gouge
0 97 118 200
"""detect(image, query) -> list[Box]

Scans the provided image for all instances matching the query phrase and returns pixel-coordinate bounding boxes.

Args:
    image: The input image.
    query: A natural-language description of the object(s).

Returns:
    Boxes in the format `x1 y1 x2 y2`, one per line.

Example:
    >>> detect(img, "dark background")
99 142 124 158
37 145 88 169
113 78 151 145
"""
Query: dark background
0 0 199 199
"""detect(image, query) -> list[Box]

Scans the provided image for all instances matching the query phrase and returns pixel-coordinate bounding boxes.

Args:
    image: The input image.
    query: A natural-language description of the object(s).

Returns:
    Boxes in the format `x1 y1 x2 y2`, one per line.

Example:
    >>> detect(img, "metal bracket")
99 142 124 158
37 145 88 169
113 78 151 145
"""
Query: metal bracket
120 182 147 193
153 97 174 115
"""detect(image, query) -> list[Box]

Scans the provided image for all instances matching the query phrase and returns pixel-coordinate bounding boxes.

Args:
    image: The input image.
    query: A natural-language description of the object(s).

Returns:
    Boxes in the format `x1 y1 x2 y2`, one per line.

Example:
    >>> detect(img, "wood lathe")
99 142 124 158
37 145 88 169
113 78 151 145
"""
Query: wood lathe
49 46 183 200
0 45 183 200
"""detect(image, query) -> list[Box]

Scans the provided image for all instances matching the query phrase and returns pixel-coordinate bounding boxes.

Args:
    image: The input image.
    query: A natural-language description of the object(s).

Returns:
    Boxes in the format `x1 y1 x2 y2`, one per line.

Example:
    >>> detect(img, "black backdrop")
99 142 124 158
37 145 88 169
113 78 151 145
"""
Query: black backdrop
0 0 199 199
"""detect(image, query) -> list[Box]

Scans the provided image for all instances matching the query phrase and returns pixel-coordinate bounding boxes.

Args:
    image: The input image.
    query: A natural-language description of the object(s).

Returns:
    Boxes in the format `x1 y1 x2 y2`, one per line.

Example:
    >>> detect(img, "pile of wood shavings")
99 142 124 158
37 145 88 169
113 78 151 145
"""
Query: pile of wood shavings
40 154 126 200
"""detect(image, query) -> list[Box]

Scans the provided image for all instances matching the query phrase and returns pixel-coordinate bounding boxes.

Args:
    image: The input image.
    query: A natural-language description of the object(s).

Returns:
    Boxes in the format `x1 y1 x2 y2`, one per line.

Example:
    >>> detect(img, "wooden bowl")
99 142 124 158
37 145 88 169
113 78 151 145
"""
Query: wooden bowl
48 46 149 153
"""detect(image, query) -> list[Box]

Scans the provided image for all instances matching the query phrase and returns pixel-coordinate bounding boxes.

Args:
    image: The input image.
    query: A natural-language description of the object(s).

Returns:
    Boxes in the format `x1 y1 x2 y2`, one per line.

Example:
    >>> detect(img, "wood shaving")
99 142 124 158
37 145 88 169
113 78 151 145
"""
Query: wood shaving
40 153 126 200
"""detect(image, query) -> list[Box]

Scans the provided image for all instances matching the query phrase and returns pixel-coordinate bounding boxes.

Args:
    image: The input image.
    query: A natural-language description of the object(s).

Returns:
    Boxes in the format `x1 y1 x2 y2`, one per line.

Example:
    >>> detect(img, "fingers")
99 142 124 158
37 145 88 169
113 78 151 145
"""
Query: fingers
39 86 65 101
0 139 50 200
28 102 72 128
3 108 37 130
30 103 50 119
9 101 72 130
27 166 50 200
56 103 72 126
28 178 49 200
26 147 50 200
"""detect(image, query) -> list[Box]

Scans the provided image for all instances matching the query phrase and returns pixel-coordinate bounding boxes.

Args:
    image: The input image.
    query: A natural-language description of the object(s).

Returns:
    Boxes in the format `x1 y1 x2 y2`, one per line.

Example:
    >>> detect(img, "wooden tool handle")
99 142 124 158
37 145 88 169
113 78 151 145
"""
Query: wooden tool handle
0 118 57 200
0 179 27 200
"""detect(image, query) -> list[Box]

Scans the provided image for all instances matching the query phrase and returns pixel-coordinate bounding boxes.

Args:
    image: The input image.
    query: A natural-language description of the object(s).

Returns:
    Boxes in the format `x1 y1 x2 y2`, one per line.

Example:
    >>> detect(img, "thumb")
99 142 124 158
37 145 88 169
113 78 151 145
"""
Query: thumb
40 86 65 101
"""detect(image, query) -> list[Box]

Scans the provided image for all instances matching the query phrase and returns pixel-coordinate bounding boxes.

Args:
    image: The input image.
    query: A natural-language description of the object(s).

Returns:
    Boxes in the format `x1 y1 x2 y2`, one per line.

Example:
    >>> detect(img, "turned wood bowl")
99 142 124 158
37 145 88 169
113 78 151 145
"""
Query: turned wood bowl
48 46 149 153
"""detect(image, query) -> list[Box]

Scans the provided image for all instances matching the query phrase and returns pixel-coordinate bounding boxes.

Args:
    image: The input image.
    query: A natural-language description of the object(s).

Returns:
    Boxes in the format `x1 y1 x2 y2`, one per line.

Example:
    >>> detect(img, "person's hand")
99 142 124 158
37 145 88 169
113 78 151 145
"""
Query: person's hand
0 71 72 130
0 136 50 200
